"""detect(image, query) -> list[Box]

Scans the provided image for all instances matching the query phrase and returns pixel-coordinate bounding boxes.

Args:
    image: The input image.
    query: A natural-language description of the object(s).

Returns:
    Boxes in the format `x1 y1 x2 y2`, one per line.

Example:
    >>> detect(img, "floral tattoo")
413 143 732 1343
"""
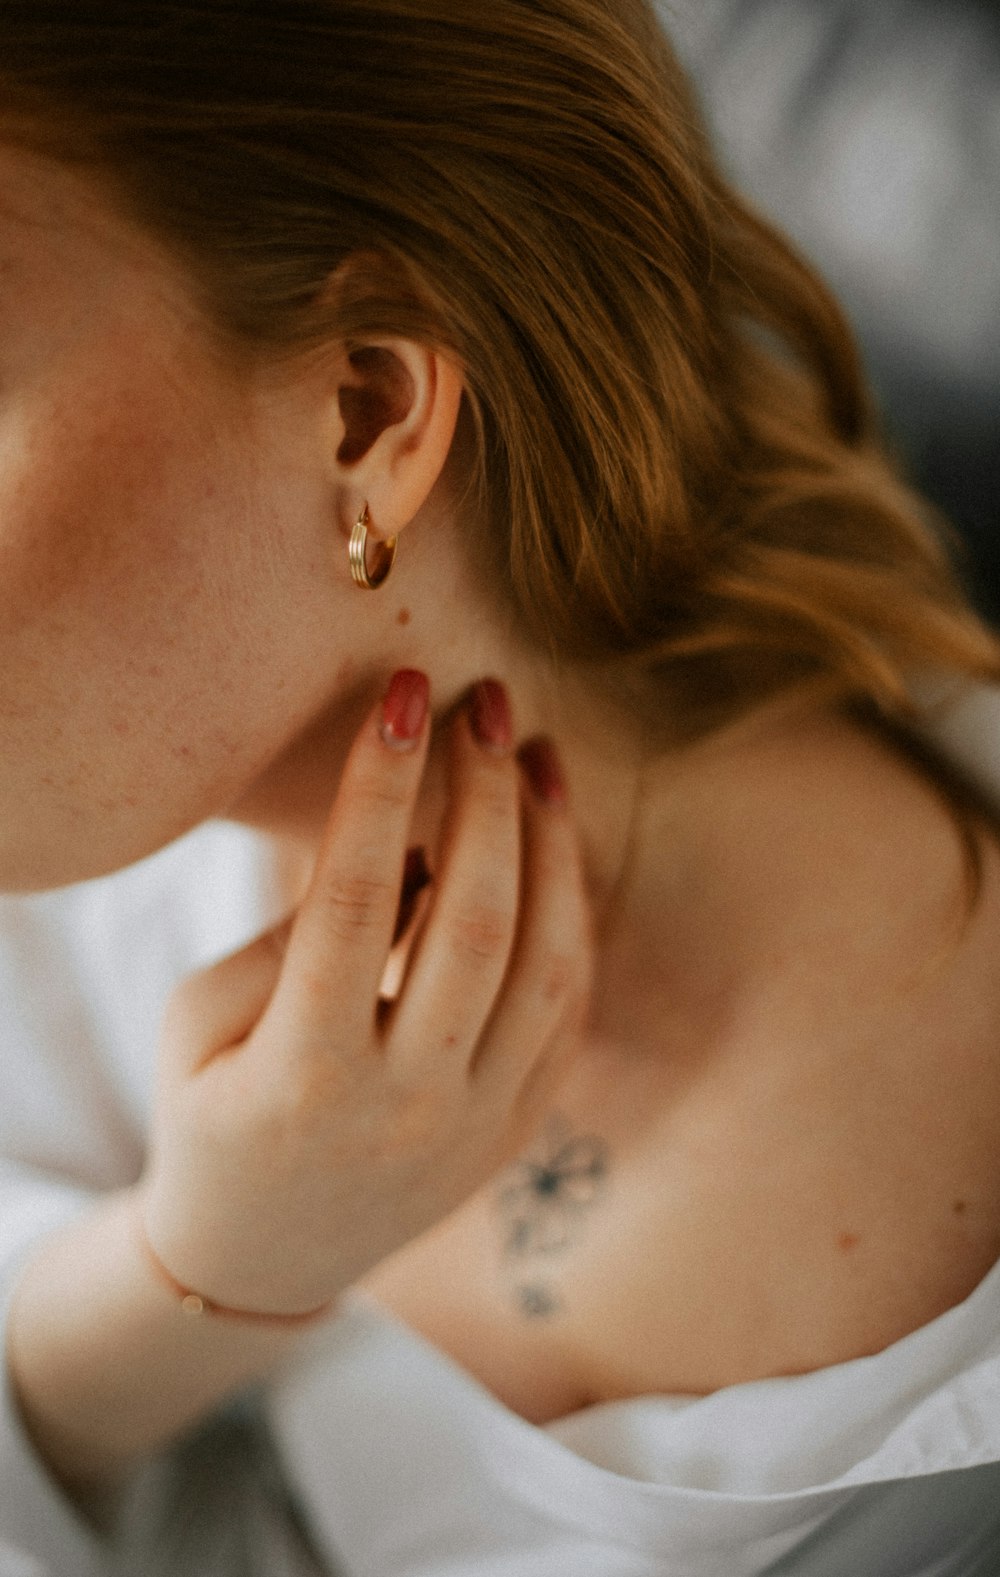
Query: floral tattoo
494 1113 609 1318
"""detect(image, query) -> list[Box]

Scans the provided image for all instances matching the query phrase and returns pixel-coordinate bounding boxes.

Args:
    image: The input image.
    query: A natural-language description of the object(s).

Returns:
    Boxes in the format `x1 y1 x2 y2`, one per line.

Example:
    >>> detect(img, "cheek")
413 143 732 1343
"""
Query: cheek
0 366 317 883
2 377 245 706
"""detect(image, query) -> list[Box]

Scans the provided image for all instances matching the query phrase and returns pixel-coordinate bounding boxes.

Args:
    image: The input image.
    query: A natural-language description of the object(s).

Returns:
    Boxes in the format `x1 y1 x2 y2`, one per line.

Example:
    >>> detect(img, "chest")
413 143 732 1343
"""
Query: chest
360 981 1000 1424
362 757 1000 1421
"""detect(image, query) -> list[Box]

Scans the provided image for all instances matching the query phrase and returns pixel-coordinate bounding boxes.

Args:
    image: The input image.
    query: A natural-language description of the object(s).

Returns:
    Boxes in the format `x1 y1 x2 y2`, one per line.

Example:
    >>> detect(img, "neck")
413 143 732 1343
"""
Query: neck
223 647 685 1049
225 633 763 1066
220 458 716 1055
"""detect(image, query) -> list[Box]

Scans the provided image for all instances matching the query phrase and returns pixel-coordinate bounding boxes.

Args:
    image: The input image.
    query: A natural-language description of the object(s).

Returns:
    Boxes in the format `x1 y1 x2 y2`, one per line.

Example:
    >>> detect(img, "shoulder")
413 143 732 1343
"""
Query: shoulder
361 708 1000 1417
562 707 1000 1400
657 704 999 1027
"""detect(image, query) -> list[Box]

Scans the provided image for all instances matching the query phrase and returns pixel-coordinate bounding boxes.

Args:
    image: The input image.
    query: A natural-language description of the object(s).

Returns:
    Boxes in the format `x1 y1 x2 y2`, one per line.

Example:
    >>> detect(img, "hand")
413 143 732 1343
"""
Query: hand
137 673 594 1316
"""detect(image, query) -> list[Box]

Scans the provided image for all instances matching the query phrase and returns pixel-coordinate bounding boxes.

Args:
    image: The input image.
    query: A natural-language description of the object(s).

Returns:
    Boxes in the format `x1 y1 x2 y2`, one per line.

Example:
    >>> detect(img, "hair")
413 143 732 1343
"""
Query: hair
2 0 999 917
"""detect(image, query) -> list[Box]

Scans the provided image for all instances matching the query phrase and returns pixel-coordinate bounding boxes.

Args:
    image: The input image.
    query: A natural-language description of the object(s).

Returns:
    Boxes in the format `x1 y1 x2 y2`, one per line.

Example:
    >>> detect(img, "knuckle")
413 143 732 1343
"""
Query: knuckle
321 869 396 935
353 769 413 817
448 900 513 964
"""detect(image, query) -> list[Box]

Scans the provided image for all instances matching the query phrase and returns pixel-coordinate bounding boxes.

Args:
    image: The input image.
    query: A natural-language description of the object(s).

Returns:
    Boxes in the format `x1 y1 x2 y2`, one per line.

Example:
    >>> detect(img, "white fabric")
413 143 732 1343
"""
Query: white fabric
0 821 319 1577
264 1286 1000 1576
1 680 1000 1575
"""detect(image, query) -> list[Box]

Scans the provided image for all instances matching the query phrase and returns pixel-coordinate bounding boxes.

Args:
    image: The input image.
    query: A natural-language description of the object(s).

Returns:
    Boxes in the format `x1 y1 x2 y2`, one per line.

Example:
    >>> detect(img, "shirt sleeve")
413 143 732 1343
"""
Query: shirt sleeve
0 1166 116 1577
0 824 298 1577
0 870 151 1576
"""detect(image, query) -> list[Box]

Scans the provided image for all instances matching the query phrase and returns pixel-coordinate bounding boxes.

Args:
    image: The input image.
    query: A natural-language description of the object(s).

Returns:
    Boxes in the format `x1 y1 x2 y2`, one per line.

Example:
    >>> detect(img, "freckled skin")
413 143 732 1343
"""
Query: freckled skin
0 143 491 892
0 142 637 907
0 147 367 887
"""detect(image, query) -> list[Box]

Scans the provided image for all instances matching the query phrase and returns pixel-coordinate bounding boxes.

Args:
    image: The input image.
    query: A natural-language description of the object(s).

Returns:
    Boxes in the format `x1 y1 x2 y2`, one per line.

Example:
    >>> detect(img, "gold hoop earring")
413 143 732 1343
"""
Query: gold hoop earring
349 504 398 591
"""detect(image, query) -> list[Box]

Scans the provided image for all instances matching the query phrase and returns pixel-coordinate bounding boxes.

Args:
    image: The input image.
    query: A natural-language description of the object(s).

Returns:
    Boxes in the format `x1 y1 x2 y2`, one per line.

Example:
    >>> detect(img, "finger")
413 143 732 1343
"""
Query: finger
385 700 521 1075
161 914 295 1078
261 670 431 1048
472 739 594 1111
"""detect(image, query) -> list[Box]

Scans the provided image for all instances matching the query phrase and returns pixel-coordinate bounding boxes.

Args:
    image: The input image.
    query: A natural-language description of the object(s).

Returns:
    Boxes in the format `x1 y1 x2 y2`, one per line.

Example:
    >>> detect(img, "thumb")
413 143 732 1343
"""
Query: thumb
160 914 296 1079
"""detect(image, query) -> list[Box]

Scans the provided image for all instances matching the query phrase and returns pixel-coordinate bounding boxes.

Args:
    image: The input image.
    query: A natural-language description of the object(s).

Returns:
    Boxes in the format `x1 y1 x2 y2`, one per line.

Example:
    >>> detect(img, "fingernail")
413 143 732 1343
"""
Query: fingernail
469 679 514 754
381 670 429 750
517 737 568 806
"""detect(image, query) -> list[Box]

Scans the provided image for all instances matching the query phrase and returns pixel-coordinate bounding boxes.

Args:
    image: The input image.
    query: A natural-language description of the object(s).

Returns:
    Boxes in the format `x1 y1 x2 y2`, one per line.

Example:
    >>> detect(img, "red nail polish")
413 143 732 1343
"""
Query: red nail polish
469 679 514 753
516 738 567 805
381 670 429 749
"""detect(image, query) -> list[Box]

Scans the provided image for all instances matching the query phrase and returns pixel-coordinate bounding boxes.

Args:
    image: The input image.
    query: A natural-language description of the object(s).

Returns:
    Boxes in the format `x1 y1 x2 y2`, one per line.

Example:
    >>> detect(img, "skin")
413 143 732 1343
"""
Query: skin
0 141 645 925
6 137 1000 1424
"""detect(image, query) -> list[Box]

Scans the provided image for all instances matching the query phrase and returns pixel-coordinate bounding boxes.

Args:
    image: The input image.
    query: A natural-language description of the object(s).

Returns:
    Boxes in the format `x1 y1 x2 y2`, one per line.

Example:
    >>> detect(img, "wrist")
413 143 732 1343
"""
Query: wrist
6 1185 318 1500
129 1199 335 1328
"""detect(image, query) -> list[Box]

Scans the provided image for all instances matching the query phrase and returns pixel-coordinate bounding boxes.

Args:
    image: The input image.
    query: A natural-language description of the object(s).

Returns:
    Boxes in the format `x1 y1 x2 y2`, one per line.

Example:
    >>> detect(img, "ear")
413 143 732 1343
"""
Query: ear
329 334 465 545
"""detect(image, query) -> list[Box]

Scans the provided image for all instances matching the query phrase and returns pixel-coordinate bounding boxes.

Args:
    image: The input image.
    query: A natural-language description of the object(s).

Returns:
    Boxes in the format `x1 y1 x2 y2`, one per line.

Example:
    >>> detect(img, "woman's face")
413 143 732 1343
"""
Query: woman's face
0 141 378 892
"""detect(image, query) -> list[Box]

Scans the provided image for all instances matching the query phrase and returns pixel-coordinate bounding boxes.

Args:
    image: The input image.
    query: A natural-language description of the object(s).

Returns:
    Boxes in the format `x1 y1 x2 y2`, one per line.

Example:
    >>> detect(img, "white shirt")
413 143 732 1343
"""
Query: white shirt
3 679 1000 1577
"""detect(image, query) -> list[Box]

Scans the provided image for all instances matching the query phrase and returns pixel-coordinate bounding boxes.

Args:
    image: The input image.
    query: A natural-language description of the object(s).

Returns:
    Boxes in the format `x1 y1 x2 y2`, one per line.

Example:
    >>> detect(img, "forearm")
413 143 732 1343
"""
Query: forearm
4 1185 312 1518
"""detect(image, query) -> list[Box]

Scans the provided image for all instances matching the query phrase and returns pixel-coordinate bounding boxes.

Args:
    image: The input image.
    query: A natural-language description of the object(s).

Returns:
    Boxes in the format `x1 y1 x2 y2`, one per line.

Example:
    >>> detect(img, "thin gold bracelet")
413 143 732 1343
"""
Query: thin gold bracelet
132 1209 335 1328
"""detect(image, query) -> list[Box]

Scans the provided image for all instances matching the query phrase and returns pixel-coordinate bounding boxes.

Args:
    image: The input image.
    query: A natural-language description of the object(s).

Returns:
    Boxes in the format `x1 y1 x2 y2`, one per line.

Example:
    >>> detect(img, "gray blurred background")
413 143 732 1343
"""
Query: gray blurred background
661 0 1000 626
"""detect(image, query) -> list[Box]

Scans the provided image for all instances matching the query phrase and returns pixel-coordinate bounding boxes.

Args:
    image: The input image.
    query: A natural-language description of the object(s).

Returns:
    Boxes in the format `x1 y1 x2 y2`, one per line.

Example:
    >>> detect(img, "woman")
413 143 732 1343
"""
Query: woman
2 2 1000 1572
